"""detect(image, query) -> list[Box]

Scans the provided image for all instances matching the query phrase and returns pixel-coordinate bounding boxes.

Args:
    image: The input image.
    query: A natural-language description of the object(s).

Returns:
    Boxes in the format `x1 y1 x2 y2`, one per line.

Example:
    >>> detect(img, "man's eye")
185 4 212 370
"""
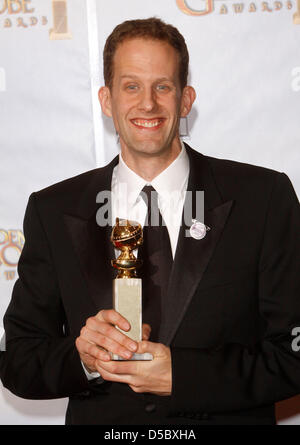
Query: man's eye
126 85 138 91
156 85 170 92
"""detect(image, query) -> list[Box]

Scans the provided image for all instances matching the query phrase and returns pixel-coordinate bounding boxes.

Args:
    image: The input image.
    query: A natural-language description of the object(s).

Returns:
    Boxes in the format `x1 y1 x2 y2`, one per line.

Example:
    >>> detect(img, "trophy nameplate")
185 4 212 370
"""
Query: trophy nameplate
111 218 152 361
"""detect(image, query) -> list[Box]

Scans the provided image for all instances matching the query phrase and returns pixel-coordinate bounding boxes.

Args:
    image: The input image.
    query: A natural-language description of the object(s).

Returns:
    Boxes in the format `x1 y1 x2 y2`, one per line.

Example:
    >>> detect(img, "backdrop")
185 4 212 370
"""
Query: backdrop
0 0 299 425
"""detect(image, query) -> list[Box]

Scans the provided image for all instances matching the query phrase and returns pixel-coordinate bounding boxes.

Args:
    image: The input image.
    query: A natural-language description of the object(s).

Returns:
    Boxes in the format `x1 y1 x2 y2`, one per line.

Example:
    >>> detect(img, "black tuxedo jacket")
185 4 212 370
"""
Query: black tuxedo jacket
1 144 300 425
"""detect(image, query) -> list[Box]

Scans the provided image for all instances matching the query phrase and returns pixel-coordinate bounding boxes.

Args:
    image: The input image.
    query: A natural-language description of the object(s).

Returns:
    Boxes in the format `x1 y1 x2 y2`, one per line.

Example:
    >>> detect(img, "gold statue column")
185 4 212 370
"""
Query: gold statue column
49 0 72 40
294 0 300 24
111 218 152 361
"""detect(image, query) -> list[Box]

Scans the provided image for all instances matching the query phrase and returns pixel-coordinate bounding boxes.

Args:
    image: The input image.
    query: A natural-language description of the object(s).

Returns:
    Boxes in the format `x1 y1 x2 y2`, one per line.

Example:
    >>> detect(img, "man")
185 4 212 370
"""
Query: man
1 18 300 425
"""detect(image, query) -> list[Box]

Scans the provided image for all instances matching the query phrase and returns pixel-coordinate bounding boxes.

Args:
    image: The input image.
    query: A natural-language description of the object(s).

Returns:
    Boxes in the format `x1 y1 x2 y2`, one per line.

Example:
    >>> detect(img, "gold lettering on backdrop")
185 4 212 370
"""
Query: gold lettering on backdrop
0 0 7 14
1 16 48 28
0 230 24 267
294 0 300 22
176 0 214 16
262 2 273 10
220 4 228 13
9 230 24 247
22 0 33 13
49 0 72 40
233 3 244 12
30 15 37 25
0 244 21 267
7 0 22 14
176 0 298 22
4 17 11 26
0 0 34 13
0 230 8 245
17 16 27 26
4 270 15 280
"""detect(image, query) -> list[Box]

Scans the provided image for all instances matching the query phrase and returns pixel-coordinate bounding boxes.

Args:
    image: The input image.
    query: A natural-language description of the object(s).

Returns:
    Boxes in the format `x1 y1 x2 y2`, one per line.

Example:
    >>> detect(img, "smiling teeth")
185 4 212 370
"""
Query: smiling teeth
133 120 161 128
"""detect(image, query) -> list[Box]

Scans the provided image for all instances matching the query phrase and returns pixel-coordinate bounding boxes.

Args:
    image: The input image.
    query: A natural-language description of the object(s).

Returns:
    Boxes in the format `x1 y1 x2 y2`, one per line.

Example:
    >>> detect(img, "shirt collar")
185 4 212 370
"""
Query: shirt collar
115 140 189 206
151 141 189 198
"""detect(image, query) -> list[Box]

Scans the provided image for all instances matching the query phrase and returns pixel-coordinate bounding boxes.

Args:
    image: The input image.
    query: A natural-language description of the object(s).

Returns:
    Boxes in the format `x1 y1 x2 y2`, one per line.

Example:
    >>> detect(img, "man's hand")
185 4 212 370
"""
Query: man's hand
75 309 151 374
94 341 172 396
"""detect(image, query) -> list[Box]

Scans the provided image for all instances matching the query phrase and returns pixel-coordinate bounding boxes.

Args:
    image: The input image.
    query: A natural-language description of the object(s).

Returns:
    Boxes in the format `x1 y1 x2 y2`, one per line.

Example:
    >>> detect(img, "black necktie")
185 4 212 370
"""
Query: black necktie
139 185 173 342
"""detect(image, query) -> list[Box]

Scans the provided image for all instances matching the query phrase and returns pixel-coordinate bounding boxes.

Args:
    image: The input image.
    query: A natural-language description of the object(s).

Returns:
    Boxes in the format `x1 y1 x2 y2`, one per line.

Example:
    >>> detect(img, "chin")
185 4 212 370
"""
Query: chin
134 146 167 157
132 139 172 155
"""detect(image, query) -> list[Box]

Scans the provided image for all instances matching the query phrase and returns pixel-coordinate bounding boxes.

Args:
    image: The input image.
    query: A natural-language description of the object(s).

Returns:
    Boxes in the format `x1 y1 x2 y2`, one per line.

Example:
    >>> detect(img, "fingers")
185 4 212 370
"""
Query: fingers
94 342 158 376
94 343 172 396
83 320 136 354
75 310 139 369
97 309 130 332
94 360 139 385
92 342 172 396
75 337 111 362
142 323 151 340
79 319 137 359
95 365 133 385
96 359 140 375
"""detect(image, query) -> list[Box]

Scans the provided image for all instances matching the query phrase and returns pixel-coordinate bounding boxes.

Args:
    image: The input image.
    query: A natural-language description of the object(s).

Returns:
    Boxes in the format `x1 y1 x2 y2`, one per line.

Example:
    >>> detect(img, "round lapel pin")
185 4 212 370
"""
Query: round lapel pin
189 219 211 240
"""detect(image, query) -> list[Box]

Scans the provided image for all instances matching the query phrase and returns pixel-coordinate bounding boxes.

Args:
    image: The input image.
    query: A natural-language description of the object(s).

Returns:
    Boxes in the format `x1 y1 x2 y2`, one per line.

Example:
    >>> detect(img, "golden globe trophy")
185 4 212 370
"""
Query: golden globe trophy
111 218 152 361
49 0 72 40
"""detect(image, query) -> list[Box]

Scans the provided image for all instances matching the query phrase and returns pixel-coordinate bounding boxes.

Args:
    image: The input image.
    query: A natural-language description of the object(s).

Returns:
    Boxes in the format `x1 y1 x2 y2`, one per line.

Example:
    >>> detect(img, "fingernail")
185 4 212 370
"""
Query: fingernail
129 342 137 351
124 351 132 359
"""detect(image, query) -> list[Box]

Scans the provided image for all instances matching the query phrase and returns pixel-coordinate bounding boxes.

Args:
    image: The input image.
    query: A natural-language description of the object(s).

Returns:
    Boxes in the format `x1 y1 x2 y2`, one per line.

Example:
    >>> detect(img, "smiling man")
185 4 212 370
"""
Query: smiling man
1 18 300 426
98 37 195 180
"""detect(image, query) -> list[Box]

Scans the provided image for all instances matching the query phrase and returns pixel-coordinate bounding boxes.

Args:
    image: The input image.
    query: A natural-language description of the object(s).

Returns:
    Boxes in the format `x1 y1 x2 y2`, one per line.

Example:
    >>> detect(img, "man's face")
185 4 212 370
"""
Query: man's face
99 38 195 160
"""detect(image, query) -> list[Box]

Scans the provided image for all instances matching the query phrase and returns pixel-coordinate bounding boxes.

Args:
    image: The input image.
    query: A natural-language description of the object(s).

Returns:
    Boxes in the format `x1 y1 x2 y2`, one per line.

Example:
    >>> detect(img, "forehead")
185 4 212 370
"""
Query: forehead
112 38 180 81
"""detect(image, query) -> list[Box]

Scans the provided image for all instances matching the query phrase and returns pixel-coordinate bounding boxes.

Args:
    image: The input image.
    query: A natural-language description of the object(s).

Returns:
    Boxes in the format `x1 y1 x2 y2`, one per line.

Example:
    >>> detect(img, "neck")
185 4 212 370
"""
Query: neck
121 140 182 182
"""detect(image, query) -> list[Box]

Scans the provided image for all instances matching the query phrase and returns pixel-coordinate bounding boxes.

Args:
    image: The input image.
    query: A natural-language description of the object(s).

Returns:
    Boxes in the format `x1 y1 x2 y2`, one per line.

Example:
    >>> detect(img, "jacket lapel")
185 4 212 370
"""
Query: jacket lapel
64 156 118 311
159 145 234 345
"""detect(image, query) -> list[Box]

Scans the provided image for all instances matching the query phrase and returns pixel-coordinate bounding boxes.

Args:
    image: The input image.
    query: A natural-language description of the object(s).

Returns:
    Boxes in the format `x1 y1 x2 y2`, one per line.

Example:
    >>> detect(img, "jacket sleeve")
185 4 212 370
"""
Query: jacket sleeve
0 193 90 399
169 172 300 414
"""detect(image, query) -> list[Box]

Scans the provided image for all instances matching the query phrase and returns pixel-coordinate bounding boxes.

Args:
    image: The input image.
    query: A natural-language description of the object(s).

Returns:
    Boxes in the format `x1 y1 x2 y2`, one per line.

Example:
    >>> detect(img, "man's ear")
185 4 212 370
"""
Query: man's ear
180 86 196 118
98 86 113 117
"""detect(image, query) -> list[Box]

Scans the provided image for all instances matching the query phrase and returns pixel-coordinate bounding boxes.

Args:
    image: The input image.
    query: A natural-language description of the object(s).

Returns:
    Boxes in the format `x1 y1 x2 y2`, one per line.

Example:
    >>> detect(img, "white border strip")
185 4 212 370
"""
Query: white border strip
86 0 105 167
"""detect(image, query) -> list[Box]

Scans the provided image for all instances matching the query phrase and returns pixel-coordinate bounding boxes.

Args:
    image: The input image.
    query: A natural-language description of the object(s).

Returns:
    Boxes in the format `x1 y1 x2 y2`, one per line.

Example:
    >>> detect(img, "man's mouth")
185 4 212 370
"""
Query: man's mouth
131 118 165 129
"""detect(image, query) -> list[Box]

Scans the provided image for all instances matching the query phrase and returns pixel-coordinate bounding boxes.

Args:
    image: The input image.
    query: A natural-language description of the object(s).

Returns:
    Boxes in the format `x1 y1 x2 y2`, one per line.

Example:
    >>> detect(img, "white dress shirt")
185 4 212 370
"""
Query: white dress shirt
112 141 190 258
83 141 190 380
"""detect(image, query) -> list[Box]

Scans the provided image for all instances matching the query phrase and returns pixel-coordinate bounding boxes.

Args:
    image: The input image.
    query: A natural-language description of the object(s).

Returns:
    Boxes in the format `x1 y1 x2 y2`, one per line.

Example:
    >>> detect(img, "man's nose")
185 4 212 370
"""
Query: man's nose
138 88 157 112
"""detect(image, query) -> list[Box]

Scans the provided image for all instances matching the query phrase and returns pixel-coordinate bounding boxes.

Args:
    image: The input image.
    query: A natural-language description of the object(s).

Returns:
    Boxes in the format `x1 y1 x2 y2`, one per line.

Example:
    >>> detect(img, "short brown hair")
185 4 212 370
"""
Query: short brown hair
103 17 189 90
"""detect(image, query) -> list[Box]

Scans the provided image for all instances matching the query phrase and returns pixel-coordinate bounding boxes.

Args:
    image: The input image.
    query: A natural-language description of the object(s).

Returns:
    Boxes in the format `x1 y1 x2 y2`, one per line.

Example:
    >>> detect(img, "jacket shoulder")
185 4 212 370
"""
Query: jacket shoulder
36 168 103 197
26 160 116 220
205 154 281 181
31 152 118 211
203 154 284 199
185 143 282 187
